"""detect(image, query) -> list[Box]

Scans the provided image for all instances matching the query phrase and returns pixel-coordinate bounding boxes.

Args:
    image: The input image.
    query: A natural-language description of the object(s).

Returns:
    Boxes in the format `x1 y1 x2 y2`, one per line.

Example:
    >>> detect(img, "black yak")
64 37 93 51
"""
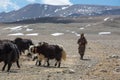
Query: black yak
77 33 87 60
14 37 33 55
32 42 66 67
0 40 20 72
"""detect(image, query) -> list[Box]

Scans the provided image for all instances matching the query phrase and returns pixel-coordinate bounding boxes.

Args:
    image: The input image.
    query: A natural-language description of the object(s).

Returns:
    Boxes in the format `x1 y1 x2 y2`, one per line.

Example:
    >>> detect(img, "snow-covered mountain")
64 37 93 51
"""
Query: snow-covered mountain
0 3 120 23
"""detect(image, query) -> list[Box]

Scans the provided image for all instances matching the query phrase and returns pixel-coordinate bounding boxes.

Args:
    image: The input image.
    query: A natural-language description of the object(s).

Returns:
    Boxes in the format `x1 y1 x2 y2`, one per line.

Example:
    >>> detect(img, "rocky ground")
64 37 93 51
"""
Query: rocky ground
0 16 120 80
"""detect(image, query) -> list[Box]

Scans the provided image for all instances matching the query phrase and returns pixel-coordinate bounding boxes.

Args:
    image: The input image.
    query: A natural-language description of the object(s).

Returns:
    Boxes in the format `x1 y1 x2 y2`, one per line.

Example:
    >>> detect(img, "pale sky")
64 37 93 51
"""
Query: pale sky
0 0 120 12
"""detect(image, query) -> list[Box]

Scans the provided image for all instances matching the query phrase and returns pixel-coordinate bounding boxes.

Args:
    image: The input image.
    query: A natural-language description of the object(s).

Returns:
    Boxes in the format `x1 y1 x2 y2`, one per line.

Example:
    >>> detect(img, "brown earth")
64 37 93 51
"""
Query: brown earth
0 16 120 80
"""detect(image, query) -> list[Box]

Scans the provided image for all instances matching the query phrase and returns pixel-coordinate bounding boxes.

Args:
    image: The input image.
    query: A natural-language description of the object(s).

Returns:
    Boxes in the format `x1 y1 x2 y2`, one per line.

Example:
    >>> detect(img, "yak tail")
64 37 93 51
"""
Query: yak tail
62 50 66 61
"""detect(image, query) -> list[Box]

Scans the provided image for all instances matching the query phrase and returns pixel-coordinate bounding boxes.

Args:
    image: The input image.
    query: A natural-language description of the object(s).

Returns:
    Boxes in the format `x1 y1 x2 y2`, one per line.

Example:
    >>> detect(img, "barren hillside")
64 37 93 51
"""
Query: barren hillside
0 16 120 80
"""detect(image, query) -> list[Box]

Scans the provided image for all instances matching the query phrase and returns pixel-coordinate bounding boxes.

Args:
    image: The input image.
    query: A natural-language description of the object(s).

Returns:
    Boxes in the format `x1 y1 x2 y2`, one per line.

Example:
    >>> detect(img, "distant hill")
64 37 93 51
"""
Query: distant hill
0 3 120 23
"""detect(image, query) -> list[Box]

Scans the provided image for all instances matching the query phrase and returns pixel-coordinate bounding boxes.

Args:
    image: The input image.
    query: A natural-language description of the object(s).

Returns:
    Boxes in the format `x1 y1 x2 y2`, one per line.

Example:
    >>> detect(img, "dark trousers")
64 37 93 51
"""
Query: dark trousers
78 45 86 60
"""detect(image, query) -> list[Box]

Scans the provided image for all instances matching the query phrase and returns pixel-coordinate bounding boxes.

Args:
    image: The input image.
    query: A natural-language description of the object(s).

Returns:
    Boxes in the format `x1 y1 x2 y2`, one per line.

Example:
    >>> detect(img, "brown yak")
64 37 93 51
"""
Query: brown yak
32 42 66 67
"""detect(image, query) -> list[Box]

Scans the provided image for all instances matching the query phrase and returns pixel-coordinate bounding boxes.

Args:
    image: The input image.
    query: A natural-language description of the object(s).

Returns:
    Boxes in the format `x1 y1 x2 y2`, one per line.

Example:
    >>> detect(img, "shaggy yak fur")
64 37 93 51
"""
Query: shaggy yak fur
0 40 20 72
14 37 33 55
31 42 66 67
28 45 43 66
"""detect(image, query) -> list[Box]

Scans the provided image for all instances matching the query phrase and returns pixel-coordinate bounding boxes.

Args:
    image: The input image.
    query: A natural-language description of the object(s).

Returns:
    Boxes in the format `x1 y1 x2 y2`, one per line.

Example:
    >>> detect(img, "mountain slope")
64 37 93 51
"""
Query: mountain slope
0 3 120 23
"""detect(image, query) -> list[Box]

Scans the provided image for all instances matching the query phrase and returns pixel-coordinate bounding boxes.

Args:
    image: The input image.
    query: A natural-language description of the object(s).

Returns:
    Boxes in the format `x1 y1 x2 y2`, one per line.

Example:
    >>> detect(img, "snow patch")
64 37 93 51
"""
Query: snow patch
26 33 39 36
8 32 38 36
8 33 24 36
54 9 61 12
75 33 80 36
71 31 76 33
98 32 111 35
104 17 110 21
24 25 29 28
61 7 69 10
85 24 91 27
51 33 64 36
45 14 50 16
79 27 84 30
44 5 48 10
3 25 29 32
26 28 33 31
3 26 22 30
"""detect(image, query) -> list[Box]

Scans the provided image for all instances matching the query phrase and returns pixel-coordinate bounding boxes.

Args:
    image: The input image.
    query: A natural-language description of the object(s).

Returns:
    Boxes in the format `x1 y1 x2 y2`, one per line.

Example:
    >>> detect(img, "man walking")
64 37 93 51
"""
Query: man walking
77 33 87 60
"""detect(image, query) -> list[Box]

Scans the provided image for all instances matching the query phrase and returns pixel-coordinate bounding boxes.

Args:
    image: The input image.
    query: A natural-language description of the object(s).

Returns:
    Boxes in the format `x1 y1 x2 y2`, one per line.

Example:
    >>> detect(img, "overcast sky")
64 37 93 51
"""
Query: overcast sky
0 0 120 12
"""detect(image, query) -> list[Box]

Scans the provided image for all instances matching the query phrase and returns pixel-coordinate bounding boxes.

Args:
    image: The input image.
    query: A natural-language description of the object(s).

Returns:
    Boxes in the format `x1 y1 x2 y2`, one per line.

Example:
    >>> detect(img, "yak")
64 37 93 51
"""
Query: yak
32 42 66 67
0 40 20 72
14 37 33 55
29 45 45 66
